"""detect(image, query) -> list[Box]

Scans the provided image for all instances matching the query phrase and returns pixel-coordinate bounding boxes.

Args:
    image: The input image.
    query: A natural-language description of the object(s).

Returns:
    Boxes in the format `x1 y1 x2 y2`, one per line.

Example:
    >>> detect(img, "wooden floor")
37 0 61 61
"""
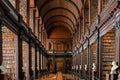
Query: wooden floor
39 72 76 80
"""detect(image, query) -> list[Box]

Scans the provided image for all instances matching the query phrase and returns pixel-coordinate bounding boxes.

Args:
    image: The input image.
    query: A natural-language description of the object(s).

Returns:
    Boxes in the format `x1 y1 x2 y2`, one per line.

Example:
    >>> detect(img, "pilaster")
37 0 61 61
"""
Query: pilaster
114 12 120 65
0 12 4 80
18 28 24 80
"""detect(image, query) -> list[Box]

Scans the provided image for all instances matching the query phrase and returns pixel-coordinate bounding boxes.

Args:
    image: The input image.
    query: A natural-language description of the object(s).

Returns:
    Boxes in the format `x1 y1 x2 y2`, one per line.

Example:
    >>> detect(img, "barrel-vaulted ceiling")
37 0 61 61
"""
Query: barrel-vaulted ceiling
36 0 83 36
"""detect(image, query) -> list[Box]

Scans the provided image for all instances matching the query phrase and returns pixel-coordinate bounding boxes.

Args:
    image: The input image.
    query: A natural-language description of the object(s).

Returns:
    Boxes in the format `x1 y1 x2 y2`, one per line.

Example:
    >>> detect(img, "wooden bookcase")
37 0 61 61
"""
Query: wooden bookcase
101 29 115 80
2 26 17 79
90 42 97 65
31 47 35 72
22 41 29 79
90 42 97 76
84 48 88 67
37 51 39 70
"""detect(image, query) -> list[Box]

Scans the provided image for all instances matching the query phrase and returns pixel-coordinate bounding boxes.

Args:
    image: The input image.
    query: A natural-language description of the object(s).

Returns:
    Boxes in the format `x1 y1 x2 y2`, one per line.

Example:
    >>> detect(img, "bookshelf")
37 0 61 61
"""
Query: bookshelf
84 48 88 65
101 29 115 80
31 47 35 71
22 41 29 78
2 26 16 79
37 51 39 70
19 0 27 23
41 53 43 70
90 42 97 64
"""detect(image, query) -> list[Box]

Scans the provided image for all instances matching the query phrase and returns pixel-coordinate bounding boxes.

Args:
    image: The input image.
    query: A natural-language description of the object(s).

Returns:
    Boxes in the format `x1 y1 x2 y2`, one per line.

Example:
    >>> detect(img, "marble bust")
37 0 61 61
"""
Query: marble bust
79 65 82 70
0 65 7 74
92 63 96 72
76 65 78 70
85 64 87 71
110 61 119 74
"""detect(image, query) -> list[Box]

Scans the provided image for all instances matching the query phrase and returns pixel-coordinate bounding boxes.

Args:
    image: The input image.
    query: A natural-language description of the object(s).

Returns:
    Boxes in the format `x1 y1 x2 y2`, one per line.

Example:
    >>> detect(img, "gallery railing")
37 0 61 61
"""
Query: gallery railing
47 50 72 54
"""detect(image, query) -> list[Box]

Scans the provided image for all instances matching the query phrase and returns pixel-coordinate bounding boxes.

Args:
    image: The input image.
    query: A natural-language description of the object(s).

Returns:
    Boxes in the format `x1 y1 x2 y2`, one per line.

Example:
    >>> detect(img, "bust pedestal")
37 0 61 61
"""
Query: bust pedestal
0 74 4 80
106 74 110 80
118 74 120 80
111 74 118 80
92 71 96 80
84 71 88 80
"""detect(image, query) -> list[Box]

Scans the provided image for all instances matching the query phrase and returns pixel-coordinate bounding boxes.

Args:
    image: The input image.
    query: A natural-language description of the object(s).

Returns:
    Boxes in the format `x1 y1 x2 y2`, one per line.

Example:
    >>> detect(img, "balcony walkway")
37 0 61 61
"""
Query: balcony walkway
39 72 75 80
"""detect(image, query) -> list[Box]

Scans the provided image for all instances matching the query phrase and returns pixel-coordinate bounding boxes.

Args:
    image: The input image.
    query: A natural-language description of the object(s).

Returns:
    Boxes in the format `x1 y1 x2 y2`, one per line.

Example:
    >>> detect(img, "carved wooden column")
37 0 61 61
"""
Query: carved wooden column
96 28 101 80
39 50 41 73
115 12 120 65
35 43 38 79
87 38 91 80
41 52 43 71
29 39 33 79
40 51 42 73
113 11 120 80
18 28 24 80
36 49 40 78
0 14 3 80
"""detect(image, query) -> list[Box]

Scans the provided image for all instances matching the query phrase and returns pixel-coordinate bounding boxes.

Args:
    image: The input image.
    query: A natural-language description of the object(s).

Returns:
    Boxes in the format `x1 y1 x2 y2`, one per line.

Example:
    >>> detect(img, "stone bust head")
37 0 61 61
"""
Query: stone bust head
92 63 96 72
110 61 119 74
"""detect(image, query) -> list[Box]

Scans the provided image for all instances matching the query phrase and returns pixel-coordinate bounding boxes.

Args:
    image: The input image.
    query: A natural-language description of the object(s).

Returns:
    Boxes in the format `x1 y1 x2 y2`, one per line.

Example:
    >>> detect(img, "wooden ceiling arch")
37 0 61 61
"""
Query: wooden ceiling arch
42 7 77 23
36 0 83 35
46 21 73 34
38 0 80 17
44 15 74 29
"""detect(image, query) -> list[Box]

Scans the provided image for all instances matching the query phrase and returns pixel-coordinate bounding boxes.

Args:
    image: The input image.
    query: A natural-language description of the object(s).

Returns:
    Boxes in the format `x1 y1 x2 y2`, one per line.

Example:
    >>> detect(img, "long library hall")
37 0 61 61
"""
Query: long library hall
0 0 120 80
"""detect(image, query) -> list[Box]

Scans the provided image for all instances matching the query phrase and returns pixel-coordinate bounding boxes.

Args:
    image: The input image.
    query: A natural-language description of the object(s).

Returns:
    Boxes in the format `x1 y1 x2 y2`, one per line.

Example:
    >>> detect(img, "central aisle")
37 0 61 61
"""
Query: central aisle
56 72 63 80
39 72 75 80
